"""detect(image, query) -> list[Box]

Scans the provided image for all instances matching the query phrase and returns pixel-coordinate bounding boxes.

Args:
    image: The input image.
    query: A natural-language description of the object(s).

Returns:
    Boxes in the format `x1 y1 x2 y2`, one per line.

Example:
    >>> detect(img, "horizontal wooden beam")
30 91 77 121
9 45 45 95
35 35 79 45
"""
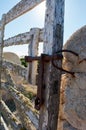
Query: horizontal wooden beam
1 100 23 130
2 82 39 129
0 116 9 130
2 68 39 129
5 0 45 24
4 28 43 47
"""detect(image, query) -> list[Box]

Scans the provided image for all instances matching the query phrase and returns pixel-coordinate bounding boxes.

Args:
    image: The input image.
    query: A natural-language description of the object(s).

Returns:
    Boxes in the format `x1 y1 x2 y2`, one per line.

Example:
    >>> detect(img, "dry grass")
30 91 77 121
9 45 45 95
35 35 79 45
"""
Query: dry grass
10 71 37 99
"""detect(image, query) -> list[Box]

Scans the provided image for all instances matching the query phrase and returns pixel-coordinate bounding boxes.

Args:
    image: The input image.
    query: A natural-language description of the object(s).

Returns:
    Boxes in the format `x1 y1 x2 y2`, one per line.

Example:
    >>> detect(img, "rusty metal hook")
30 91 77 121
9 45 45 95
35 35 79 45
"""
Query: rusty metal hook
52 50 78 76
56 49 78 57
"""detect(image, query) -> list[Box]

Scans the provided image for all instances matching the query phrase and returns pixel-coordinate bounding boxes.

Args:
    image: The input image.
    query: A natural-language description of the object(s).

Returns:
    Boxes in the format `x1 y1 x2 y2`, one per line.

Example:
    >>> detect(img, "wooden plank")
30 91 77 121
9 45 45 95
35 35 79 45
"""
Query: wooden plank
1 100 23 130
2 68 39 130
5 0 45 24
0 14 5 111
28 28 40 85
0 15 6 129
0 116 9 130
4 28 43 47
39 0 65 130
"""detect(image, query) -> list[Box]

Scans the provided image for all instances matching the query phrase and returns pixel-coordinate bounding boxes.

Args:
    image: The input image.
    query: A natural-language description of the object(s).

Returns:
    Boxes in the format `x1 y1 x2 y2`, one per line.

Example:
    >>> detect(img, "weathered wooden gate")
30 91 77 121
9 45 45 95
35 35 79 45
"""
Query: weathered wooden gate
0 0 64 130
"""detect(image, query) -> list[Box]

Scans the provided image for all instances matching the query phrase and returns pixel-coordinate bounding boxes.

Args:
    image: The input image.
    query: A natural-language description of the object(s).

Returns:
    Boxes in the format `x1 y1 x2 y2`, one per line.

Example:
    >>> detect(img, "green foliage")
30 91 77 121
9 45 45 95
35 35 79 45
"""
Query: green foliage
20 127 27 130
23 91 34 100
20 58 27 67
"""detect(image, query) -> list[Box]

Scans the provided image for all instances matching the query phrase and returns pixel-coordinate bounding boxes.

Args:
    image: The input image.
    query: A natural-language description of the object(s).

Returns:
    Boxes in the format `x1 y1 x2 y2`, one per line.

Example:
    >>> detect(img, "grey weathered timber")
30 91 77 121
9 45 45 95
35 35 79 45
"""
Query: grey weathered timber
4 28 43 47
2 68 39 130
0 100 23 130
39 0 64 130
0 116 9 130
0 14 5 120
60 25 86 130
0 15 5 86
28 28 40 85
5 0 45 24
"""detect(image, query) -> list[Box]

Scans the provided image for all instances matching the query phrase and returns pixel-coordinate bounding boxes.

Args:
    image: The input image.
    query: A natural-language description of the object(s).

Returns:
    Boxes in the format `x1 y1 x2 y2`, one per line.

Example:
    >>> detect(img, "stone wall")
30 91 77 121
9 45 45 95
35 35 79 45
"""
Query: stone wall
3 52 21 65
3 60 27 79
59 25 86 130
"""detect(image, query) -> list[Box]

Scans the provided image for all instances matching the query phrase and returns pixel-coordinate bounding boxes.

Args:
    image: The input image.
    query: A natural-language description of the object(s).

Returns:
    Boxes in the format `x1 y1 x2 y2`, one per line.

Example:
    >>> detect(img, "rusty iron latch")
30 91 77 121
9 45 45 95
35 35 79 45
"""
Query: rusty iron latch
25 50 78 110
25 53 63 110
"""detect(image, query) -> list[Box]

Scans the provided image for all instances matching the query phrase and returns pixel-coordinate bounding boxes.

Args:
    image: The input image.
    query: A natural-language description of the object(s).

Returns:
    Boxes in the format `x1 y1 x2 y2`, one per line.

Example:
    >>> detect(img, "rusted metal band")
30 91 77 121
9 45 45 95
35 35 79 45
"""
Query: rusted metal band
25 54 63 62
51 49 78 76
25 50 78 110
52 60 74 75
56 49 78 57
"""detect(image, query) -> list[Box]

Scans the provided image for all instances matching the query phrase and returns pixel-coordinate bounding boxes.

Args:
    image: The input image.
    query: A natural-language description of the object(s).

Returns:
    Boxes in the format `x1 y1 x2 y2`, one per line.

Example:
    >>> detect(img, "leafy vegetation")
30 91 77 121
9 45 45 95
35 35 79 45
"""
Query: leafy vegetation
23 90 35 100
20 58 27 67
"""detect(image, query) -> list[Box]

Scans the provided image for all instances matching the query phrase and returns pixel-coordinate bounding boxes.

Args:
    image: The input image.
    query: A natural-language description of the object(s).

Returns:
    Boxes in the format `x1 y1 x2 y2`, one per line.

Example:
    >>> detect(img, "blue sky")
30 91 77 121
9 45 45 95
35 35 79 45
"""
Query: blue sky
0 0 86 56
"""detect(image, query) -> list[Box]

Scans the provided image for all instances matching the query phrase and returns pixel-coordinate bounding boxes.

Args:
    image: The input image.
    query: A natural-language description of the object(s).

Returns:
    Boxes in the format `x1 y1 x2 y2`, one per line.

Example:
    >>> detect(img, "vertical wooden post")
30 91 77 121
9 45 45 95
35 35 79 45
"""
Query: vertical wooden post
39 0 65 130
0 14 6 119
28 28 40 85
